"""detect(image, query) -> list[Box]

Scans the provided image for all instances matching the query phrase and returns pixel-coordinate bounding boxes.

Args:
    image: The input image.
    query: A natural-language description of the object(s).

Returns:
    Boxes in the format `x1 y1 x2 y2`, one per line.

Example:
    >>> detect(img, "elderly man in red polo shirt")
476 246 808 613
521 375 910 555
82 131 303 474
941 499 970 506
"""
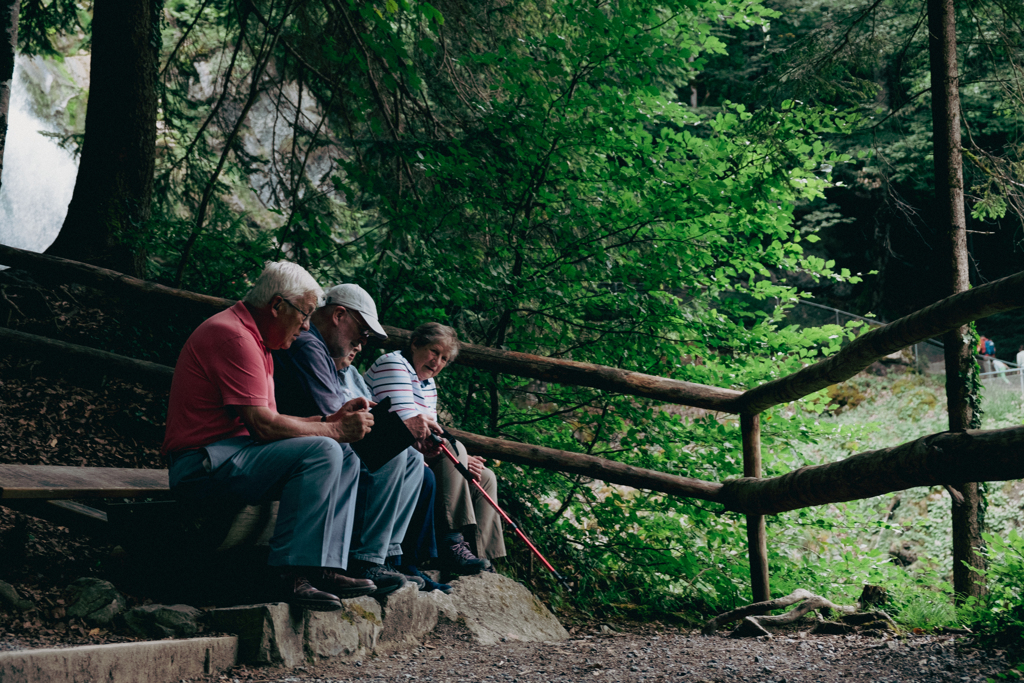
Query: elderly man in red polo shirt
162 261 377 611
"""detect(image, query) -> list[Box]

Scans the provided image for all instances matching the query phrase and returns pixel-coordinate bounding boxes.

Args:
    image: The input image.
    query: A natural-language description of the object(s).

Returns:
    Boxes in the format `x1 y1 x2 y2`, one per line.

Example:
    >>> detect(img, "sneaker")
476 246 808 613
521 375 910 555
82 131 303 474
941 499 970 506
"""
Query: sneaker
320 569 377 599
285 575 342 611
385 558 426 589
402 564 453 594
348 560 407 596
443 540 490 575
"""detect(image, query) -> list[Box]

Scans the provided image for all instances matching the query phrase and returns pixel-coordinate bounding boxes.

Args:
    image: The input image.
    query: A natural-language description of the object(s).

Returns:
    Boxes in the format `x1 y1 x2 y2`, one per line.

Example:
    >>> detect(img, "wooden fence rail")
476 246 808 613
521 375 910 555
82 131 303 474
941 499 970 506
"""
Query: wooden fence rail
3 243 1024 600
6 326 1024 517
5 243 1022 411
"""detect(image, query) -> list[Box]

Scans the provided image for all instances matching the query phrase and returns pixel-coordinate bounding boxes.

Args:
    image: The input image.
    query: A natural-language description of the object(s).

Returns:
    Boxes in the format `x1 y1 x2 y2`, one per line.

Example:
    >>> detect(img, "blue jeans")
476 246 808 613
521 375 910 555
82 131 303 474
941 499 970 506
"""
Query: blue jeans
169 436 360 569
402 465 438 563
350 448 425 564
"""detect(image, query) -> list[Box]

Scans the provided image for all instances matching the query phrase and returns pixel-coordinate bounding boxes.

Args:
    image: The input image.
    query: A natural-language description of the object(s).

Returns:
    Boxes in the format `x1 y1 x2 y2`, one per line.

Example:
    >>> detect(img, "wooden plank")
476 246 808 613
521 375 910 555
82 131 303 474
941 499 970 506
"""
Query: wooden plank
0 465 168 500
3 499 110 537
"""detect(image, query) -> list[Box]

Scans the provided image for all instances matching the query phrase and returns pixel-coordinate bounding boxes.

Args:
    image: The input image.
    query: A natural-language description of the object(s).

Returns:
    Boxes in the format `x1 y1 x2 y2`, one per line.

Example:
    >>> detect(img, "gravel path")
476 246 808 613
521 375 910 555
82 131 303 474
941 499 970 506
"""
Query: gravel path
184 626 1014 683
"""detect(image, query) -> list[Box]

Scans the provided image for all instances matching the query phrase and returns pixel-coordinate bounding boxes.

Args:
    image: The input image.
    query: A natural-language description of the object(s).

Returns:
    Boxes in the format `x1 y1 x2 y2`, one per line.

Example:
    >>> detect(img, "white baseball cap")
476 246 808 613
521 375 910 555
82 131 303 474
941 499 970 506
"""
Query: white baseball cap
322 284 388 339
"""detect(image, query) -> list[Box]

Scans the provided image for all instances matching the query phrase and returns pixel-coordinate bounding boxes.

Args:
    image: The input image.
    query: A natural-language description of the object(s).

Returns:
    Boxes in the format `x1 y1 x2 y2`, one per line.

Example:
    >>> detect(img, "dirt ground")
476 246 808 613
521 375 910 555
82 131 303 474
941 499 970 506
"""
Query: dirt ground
176 622 1017 683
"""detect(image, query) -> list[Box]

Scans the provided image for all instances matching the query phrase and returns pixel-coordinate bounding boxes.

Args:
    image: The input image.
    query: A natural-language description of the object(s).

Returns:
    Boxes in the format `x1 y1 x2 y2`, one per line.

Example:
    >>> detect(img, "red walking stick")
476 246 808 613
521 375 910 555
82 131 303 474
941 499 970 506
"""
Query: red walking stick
431 433 572 592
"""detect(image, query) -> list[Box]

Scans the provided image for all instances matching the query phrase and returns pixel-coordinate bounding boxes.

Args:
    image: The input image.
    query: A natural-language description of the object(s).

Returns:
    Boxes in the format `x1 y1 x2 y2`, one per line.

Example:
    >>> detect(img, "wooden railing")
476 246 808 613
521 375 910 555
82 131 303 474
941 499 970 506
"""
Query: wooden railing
3 243 1024 601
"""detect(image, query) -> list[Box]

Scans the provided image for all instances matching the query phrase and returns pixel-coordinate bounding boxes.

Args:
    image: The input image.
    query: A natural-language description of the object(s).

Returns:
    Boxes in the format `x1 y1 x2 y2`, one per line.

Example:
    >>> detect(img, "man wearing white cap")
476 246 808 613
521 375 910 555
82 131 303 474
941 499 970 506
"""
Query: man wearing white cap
274 284 442 595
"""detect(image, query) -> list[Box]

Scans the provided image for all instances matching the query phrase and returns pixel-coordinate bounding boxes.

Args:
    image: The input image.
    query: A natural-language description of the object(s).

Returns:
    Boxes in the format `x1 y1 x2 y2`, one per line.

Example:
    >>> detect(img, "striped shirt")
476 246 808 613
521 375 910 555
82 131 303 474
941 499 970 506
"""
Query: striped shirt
364 350 438 421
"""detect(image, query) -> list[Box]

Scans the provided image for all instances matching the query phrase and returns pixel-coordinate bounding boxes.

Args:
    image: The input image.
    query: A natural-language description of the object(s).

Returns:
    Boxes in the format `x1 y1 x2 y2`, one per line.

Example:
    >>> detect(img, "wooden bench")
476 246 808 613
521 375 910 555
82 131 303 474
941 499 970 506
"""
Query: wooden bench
0 464 277 551
0 464 169 500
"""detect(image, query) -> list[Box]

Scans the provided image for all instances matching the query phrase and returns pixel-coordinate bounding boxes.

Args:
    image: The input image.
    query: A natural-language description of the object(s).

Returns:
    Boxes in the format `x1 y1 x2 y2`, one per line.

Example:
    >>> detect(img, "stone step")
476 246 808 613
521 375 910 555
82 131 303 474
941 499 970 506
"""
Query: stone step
208 572 568 667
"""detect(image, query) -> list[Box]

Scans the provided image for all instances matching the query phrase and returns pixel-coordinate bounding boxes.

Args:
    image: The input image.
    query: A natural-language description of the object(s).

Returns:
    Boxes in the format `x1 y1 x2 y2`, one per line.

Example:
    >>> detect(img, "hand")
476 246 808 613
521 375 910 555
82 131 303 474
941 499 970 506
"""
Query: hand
418 434 444 458
467 455 485 481
403 413 442 443
329 397 374 442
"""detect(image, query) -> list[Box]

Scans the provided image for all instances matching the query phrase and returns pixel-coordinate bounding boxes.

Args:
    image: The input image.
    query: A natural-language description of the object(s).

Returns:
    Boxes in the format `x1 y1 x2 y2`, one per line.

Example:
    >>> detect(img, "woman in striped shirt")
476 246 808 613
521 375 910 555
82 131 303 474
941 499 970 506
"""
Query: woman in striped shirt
365 323 506 576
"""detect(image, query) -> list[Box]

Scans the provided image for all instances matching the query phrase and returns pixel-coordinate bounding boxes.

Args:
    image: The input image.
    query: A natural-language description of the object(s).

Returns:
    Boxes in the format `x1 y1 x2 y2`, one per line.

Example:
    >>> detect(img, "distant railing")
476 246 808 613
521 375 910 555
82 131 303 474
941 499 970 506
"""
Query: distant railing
795 298 1024 396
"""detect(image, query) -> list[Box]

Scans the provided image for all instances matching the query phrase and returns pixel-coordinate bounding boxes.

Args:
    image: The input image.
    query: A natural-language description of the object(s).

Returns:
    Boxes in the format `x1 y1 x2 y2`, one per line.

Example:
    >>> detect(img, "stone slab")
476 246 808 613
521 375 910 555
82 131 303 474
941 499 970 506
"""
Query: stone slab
304 595 382 661
376 582 441 651
444 572 569 645
0 636 238 683
207 572 567 666
209 596 384 667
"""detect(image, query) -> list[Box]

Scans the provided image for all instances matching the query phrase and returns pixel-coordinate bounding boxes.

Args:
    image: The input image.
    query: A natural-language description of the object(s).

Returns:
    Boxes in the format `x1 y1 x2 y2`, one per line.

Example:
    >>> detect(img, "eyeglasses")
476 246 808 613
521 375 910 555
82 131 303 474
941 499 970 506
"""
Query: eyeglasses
346 309 373 339
278 296 314 323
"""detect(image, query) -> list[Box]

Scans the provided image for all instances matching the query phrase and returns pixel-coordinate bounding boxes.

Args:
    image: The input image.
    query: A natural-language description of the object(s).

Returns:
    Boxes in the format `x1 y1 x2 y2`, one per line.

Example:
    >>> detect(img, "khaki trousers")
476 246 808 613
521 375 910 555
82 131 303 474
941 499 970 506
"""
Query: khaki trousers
431 440 507 560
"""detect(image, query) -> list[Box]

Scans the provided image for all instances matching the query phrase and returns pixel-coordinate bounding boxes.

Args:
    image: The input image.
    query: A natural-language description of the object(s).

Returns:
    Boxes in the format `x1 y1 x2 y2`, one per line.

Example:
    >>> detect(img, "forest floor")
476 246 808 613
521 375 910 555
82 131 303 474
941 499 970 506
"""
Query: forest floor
179 622 1016 683
0 273 1020 682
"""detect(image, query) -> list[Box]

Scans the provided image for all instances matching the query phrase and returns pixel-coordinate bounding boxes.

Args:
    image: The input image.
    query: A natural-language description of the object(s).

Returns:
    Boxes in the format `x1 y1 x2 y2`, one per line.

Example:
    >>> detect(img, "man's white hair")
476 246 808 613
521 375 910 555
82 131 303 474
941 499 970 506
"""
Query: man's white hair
243 261 323 308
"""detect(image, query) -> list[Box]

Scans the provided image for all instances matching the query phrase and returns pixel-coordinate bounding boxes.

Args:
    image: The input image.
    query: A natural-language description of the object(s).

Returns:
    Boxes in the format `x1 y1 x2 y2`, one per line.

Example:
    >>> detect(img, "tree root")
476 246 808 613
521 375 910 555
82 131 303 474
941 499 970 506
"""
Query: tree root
703 585 893 637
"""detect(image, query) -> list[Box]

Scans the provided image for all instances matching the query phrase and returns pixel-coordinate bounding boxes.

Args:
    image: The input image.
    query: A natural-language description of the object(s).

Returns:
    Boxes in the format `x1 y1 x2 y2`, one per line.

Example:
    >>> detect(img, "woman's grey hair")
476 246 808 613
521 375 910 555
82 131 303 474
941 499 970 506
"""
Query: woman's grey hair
410 322 461 361
243 261 323 308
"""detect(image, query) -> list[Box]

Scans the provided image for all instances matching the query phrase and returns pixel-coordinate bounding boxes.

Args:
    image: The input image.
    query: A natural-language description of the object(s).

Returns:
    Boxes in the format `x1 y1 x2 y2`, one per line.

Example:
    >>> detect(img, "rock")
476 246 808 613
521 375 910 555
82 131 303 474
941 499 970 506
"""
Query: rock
124 604 205 639
208 602 307 668
66 577 127 626
207 572 567 665
889 541 918 567
442 572 568 645
305 595 383 661
0 579 35 613
377 583 442 651
209 596 384 667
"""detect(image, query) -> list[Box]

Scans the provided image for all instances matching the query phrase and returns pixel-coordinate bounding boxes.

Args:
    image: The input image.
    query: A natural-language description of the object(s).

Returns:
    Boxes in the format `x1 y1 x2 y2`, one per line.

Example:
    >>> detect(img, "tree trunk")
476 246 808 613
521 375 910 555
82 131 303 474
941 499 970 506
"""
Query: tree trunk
927 0 985 601
0 0 17 189
45 0 160 278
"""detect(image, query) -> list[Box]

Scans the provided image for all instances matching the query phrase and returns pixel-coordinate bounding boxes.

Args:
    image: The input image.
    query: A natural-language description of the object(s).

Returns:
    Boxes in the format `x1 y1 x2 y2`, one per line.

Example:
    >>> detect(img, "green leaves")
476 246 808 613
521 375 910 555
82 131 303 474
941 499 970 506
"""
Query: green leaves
282 0 867 614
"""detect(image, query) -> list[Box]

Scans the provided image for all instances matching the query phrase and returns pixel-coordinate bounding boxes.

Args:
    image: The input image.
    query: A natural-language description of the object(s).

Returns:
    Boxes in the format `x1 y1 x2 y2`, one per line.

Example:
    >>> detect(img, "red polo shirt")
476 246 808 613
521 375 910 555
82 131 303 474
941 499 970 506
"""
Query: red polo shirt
161 301 277 455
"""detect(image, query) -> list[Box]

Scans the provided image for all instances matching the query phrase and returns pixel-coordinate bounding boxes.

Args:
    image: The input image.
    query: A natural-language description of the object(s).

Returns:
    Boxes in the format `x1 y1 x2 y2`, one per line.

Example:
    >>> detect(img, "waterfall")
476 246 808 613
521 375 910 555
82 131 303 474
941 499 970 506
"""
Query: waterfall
0 55 80 254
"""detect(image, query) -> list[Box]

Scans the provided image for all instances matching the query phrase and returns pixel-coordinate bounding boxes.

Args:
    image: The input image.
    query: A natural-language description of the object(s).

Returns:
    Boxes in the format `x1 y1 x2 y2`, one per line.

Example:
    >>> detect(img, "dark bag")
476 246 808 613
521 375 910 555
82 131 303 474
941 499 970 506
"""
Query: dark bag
350 397 416 472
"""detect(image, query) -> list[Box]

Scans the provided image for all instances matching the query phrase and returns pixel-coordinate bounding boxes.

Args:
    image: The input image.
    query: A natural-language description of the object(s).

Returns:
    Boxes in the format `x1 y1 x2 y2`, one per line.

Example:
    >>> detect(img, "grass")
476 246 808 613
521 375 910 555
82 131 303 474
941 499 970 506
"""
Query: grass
766 368 1024 630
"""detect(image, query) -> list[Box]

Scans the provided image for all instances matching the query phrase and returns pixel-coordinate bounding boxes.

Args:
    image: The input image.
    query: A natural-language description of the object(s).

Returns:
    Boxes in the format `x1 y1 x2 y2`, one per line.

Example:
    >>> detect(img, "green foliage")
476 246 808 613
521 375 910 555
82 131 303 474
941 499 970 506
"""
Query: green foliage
961 530 1024 655
305 0 870 616
144 173 279 298
889 579 958 632
68 0 1018 621
18 0 85 56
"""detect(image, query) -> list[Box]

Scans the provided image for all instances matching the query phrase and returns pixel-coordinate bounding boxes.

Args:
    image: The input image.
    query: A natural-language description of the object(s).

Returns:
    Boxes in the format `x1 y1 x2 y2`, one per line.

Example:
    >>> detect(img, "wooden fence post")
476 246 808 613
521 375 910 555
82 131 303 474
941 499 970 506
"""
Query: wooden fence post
741 412 770 602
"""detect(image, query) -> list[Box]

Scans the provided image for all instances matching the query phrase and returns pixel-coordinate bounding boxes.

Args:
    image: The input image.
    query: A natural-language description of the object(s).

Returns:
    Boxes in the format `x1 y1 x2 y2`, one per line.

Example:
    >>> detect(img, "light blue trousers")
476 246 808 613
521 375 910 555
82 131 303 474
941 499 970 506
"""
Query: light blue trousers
169 436 360 569
350 448 425 564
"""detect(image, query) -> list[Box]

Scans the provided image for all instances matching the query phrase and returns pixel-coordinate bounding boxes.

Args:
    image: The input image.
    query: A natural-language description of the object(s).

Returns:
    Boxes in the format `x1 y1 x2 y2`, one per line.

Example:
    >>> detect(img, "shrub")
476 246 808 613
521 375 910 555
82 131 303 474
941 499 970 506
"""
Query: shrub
961 530 1024 655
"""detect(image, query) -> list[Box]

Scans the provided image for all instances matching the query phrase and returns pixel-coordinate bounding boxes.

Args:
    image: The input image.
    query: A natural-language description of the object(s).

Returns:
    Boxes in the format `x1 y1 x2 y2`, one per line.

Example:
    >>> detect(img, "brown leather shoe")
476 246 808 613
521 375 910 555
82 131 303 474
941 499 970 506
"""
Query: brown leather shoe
286 575 342 611
321 569 377 598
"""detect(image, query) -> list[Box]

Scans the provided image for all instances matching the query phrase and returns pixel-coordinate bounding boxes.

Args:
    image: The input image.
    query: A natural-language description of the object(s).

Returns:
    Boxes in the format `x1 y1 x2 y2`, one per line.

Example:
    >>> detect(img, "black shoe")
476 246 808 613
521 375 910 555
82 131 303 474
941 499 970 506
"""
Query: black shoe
348 560 407 596
320 569 377 599
401 564 453 594
443 540 490 575
285 575 342 611
385 558 426 589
